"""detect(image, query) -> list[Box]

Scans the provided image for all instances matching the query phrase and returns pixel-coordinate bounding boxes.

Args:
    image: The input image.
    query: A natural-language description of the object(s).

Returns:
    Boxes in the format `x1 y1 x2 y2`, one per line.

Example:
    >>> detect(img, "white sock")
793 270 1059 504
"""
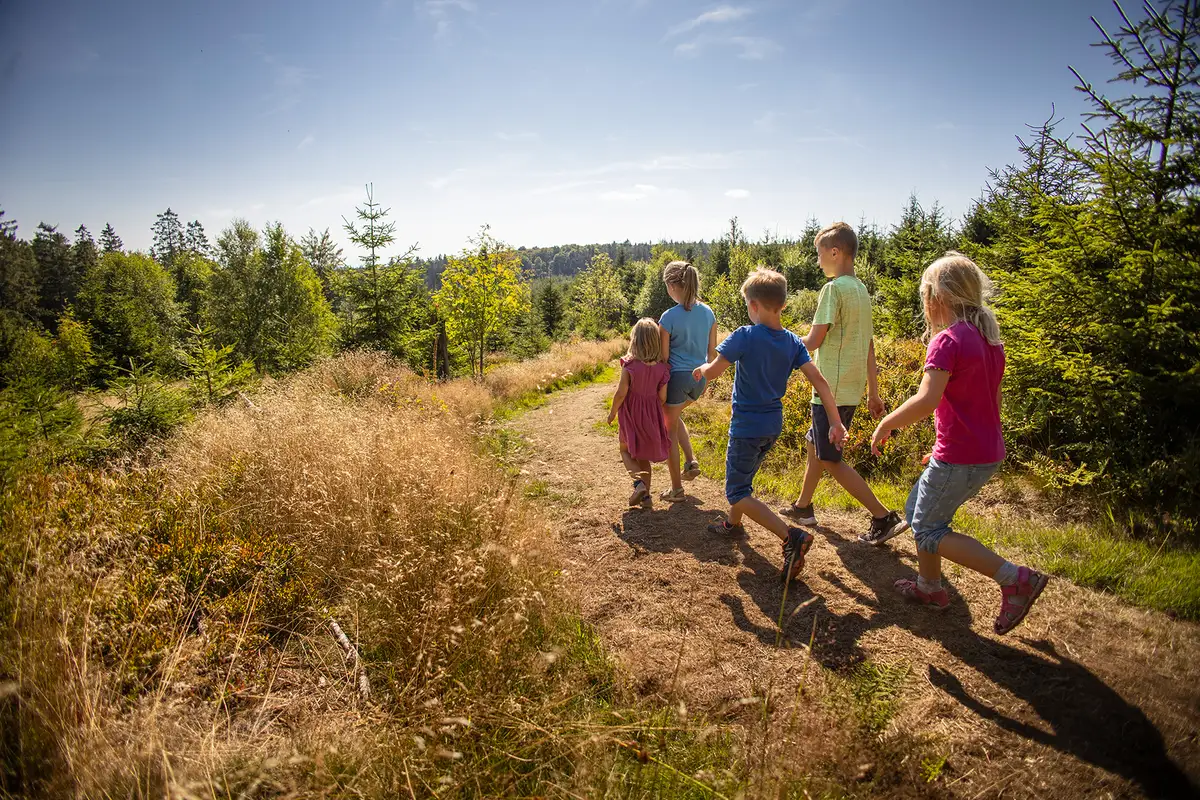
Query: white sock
993 561 1020 587
917 575 942 595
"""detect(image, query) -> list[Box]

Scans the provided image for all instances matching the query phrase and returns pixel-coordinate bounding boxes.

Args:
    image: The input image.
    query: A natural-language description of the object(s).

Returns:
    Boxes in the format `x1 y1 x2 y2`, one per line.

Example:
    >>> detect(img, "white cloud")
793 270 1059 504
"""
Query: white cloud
428 167 470 190
667 5 752 37
599 184 687 202
725 189 750 199
297 134 315 150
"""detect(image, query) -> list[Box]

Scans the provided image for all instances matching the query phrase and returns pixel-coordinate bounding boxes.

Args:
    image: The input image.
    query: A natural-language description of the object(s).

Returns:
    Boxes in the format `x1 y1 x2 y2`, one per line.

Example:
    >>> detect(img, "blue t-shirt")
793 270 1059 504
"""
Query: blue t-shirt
660 302 716 373
716 324 812 438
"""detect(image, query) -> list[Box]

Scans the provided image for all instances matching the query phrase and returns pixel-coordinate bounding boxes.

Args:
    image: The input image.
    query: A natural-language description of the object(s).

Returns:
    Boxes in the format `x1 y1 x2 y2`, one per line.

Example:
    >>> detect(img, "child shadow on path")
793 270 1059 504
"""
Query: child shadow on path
720 525 1197 798
616 497 741 566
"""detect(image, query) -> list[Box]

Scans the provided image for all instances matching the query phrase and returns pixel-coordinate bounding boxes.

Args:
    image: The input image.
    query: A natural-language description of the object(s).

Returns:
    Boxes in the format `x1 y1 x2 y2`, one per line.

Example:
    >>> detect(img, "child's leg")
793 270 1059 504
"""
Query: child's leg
664 404 685 490
677 416 696 467
806 404 890 518
794 441 824 508
619 442 643 478
730 497 789 541
636 459 652 489
909 459 1006 582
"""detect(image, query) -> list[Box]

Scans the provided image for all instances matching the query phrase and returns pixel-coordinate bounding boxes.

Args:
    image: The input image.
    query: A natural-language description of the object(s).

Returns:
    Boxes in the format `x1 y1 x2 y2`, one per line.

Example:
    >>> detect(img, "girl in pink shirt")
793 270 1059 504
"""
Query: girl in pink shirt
870 253 1049 635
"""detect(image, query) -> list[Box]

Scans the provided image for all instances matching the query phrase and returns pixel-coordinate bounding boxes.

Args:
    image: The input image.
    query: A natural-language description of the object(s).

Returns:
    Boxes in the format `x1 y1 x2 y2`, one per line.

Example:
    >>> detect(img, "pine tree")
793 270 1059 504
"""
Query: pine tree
33 223 78 323
534 281 564 337
185 325 256 405
340 185 432 361
100 223 123 254
185 220 210 257
73 224 98 279
0 212 39 320
151 208 185 268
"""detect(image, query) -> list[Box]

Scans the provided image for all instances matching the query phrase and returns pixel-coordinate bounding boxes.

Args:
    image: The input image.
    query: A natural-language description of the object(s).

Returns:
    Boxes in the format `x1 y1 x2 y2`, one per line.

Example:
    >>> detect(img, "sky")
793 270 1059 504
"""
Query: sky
1 0 1127 262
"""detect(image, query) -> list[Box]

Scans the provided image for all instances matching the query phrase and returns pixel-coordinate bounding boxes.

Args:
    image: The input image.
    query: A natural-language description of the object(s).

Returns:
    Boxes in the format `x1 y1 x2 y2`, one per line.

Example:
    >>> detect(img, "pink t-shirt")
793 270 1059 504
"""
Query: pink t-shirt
926 320 1005 465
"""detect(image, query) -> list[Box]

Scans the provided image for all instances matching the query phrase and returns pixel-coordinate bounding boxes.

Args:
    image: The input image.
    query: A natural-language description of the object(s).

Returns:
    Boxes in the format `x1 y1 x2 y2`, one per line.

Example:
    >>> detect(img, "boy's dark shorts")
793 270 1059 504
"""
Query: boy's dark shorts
725 435 778 505
806 403 856 463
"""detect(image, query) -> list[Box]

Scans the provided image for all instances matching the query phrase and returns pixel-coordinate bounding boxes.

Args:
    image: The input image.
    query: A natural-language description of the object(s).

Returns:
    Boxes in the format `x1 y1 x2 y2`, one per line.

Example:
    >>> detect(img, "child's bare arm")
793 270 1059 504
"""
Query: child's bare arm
692 354 731 383
799 362 846 449
802 323 830 353
707 322 718 362
867 339 884 418
658 382 668 406
607 369 631 424
871 369 950 455
659 326 671 365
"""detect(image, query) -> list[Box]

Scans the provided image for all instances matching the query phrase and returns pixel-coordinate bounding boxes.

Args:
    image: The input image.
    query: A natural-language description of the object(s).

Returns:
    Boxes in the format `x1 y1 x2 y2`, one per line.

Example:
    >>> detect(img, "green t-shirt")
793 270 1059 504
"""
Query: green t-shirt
809 274 872 406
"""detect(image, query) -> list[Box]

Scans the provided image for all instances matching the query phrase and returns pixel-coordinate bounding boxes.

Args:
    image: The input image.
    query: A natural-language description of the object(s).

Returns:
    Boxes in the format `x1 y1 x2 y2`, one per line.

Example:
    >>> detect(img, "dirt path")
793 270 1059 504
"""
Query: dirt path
510 381 1200 799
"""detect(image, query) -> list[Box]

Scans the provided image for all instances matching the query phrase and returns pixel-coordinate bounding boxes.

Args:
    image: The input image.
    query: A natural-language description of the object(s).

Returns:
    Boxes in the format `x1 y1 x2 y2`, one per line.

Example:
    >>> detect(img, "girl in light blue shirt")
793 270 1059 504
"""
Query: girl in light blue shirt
657 261 717 502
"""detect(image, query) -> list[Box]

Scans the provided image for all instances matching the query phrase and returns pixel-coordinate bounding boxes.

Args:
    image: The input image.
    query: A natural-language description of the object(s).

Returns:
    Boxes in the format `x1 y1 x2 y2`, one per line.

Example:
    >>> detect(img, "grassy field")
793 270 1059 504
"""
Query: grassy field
5 340 943 799
680 398 1200 621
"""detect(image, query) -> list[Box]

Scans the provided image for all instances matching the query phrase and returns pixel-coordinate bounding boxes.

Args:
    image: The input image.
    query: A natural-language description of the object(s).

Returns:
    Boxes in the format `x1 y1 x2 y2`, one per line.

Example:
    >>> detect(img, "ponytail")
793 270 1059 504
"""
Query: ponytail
662 261 700 310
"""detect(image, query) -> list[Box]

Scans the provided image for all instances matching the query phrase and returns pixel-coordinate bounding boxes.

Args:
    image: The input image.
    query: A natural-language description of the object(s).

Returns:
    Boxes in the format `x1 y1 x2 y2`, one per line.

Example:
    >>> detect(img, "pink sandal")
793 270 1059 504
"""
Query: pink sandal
994 566 1049 635
894 578 950 611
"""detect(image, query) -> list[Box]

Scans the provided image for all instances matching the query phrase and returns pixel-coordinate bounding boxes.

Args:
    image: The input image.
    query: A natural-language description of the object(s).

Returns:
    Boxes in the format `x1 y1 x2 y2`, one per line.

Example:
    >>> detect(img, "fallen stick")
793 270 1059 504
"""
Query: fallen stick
329 618 371 701
238 391 258 411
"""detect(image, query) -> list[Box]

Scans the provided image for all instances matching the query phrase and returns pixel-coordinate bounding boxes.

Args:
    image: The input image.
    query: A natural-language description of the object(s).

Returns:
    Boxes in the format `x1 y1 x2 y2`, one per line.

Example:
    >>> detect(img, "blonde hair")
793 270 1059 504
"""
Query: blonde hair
740 267 788 311
920 252 1002 345
814 221 858 260
662 261 700 310
627 317 663 363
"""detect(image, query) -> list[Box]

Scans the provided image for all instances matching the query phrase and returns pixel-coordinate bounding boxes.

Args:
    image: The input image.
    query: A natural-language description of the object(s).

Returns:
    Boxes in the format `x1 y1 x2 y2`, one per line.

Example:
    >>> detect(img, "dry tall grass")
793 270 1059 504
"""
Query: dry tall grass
0 343 653 798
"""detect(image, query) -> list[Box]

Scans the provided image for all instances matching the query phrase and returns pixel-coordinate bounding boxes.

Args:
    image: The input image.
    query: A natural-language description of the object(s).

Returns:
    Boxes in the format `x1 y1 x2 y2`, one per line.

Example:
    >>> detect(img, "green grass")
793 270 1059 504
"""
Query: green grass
494 363 617 420
681 402 1200 621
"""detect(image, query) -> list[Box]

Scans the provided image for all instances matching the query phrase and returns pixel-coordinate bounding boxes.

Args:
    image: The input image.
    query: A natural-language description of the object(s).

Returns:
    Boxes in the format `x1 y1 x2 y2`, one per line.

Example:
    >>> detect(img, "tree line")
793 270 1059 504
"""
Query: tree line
0 0 1196 535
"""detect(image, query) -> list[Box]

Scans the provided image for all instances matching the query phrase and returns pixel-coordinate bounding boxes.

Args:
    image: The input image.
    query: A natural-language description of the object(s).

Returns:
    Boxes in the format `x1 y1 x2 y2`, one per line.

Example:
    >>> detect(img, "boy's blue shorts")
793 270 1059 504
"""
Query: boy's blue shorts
725 435 778 505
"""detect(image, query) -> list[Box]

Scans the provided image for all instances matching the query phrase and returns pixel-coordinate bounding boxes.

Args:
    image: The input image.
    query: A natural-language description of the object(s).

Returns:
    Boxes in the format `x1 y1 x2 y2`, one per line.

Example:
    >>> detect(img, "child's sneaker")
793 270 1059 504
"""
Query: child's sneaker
707 518 746 537
994 566 1049 635
859 511 909 546
628 479 650 509
893 577 950 611
781 502 817 526
682 460 702 481
659 487 687 503
781 528 814 583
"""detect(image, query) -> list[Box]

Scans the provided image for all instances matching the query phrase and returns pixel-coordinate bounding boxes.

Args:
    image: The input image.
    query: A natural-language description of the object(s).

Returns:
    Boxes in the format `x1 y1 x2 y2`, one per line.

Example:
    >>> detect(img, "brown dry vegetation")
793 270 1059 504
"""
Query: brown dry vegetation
3 340 720 798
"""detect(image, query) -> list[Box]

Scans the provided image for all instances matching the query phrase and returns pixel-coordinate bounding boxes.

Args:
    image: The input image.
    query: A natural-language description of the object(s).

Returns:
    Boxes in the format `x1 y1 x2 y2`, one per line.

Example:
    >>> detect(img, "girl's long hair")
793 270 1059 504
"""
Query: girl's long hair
920 252 1002 345
662 261 700 310
627 317 663 363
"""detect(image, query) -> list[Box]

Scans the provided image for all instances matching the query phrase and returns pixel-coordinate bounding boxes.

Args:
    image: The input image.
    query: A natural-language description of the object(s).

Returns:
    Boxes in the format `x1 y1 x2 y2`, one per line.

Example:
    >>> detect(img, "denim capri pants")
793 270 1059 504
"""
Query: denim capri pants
906 457 1001 554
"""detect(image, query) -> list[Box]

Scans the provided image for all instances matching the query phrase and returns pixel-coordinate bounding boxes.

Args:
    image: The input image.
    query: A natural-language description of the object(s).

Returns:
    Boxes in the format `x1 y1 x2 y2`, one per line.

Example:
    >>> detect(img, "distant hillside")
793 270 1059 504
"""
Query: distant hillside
417 239 714 288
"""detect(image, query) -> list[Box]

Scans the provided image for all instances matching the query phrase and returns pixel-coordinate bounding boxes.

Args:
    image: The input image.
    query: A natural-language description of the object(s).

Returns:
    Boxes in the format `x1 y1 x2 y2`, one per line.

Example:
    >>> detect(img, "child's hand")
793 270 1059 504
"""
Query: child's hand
870 422 892 457
606 410 617 426
828 420 847 450
921 451 933 466
691 365 704 381
868 393 885 419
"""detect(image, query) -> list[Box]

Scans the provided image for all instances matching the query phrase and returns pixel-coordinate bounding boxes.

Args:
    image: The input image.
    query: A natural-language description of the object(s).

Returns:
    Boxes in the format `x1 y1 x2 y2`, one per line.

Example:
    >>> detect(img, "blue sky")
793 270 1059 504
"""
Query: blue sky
1 0 1123 262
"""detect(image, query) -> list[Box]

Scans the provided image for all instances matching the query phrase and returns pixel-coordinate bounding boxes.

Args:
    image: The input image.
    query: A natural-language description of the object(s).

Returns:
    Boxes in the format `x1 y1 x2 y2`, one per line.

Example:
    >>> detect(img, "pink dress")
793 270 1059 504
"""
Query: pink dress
618 357 671 462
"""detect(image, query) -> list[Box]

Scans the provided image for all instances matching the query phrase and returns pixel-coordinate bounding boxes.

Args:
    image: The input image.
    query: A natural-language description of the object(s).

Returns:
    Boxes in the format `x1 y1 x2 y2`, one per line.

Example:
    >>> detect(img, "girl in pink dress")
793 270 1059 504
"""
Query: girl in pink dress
607 318 671 508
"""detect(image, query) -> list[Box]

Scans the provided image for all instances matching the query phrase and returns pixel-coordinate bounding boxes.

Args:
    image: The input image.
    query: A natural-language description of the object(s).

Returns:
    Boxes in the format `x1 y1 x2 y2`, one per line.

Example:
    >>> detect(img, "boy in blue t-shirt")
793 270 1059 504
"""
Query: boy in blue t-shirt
693 268 847 583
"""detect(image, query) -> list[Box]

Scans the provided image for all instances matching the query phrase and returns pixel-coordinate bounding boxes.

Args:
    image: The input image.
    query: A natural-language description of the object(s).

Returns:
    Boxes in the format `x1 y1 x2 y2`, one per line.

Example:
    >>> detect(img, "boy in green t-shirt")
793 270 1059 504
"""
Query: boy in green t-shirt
782 222 909 545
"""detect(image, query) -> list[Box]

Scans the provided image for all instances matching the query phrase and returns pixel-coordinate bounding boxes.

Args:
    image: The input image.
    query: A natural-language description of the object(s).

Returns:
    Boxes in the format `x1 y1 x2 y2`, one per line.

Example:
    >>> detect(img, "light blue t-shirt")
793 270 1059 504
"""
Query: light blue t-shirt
716 324 812 438
659 302 716 373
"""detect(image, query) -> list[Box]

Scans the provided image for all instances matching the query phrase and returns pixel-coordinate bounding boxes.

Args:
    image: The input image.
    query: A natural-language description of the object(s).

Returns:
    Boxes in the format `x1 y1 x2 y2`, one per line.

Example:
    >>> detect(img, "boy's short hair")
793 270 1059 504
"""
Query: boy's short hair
814 221 858 259
740 268 788 311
